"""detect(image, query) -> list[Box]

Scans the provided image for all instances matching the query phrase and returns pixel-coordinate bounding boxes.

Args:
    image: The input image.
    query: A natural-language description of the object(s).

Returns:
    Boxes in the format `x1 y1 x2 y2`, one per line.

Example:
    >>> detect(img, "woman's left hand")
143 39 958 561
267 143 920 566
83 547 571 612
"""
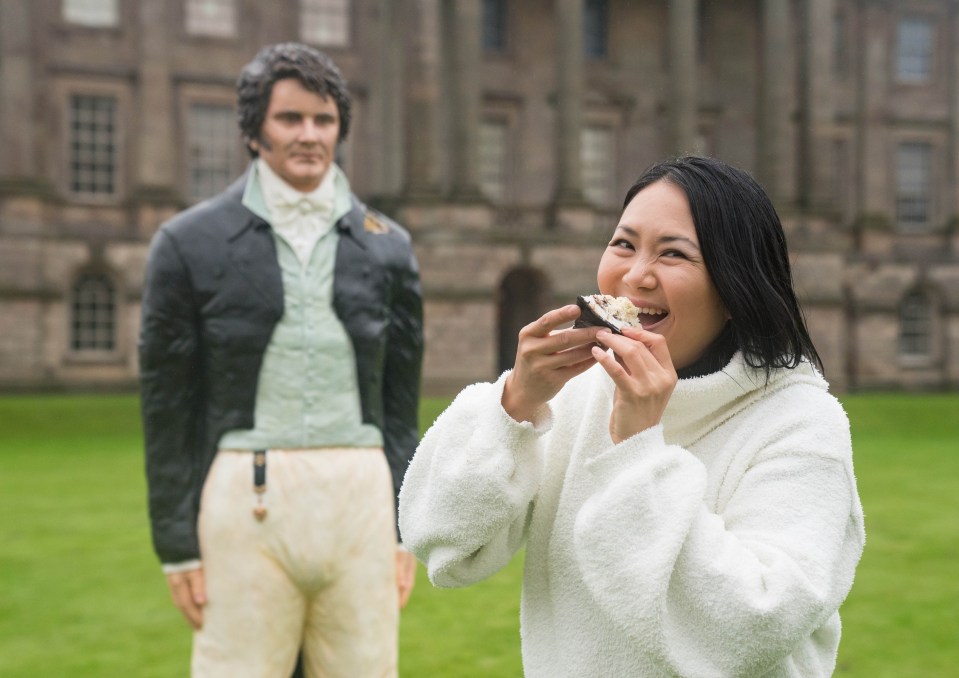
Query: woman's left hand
592 327 677 443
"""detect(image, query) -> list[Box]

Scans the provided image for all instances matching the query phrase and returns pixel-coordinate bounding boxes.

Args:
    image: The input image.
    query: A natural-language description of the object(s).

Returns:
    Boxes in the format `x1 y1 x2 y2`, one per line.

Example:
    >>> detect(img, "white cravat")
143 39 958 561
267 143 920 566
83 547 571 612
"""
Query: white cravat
256 158 337 264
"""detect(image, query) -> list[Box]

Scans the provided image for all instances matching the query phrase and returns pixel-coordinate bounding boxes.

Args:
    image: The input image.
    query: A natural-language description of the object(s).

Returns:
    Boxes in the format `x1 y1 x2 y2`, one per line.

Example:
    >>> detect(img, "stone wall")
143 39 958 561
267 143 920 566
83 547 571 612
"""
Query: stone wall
1 0 958 395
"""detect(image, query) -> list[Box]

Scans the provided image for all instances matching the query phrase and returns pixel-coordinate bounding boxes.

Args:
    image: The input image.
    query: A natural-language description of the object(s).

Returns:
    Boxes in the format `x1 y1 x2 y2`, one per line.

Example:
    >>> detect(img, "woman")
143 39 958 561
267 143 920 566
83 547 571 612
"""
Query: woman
399 156 864 677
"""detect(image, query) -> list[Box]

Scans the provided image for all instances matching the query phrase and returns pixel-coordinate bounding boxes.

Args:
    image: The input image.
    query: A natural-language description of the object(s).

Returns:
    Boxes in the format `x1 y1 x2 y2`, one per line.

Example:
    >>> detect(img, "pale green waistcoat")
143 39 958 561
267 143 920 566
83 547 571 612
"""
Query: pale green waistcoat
218 165 383 450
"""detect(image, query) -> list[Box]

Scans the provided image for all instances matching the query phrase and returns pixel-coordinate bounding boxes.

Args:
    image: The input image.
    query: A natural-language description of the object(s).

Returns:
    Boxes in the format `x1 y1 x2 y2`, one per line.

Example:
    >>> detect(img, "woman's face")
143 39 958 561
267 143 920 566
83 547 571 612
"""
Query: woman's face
596 179 729 371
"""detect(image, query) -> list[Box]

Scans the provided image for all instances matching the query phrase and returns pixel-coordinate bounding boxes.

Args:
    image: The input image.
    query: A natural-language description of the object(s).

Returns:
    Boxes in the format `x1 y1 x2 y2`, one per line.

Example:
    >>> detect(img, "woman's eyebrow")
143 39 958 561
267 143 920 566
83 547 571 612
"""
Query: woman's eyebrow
613 225 700 251
658 235 700 251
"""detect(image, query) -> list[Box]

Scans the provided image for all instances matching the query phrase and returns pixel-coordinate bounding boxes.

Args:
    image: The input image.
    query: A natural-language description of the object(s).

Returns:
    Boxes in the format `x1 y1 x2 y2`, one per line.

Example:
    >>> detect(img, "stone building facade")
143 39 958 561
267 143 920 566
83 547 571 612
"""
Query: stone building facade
1 0 957 394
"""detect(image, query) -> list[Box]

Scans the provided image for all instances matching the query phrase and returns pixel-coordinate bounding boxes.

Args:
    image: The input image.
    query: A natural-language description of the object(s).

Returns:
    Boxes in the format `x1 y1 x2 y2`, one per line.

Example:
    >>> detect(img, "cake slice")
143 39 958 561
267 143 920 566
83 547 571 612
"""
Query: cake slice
573 294 643 334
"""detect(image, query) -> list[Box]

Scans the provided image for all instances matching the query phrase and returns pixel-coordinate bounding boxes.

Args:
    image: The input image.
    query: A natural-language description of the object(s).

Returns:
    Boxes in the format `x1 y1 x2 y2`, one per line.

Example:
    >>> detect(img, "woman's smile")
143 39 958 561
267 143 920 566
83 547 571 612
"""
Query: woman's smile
624 299 668 329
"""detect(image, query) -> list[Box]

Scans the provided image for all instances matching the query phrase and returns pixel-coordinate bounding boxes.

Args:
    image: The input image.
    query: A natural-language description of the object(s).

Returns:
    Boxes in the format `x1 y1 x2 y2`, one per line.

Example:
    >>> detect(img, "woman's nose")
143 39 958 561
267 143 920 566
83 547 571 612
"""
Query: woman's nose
623 259 656 288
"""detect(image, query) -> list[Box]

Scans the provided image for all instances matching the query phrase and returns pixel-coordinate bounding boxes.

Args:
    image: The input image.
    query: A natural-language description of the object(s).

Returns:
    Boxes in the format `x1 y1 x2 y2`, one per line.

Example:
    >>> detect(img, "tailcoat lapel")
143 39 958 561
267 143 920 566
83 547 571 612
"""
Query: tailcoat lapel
220 177 284 316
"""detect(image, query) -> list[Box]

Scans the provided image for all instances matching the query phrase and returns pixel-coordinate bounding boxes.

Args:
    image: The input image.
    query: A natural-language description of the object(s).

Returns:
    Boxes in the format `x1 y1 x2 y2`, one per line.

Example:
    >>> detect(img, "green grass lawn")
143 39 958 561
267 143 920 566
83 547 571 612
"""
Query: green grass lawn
832 395 959 678
0 392 956 676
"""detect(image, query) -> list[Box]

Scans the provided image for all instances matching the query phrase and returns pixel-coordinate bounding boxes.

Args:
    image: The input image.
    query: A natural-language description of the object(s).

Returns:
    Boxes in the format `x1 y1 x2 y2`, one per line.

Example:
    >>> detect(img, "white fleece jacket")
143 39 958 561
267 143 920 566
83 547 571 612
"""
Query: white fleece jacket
399 352 865 677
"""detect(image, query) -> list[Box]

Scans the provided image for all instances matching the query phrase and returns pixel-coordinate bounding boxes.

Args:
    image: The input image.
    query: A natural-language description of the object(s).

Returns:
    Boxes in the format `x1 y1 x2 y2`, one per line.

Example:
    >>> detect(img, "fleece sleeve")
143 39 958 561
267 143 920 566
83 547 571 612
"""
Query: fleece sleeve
398 375 549 588
570 399 864 677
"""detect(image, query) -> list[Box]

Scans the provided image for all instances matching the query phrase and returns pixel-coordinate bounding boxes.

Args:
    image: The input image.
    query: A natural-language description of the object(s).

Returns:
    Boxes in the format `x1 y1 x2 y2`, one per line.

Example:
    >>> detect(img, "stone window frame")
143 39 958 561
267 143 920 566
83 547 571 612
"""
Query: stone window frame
68 94 119 197
56 78 130 205
61 0 118 27
184 0 238 39
580 125 615 207
580 104 626 209
478 117 511 204
893 138 937 233
481 0 509 54
894 14 936 84
583 0 609 60
580 104 625 210
67 270 121 360
178 86 248 204
300 0 353 48
478 99 519 205
897 286 940 367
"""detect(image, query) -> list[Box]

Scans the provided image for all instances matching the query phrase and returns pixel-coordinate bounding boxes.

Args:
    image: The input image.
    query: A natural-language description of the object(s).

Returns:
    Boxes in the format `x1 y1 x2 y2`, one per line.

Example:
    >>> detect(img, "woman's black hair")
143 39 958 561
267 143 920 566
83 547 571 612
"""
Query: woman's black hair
236 42 352 157
623 155 823 376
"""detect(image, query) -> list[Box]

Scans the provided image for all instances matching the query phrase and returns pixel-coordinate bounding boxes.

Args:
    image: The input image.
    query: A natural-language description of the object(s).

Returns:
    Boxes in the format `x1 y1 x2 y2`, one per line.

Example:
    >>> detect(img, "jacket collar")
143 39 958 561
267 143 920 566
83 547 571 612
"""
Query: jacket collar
335 195 369 250
221 167 367 250
216 172 283 315
220 171 270 242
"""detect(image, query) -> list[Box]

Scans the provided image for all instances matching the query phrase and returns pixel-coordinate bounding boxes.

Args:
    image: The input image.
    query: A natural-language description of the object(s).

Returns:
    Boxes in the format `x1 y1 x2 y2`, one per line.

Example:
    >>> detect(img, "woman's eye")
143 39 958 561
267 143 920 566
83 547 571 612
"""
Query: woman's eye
662 249 688 259
609 238 634 250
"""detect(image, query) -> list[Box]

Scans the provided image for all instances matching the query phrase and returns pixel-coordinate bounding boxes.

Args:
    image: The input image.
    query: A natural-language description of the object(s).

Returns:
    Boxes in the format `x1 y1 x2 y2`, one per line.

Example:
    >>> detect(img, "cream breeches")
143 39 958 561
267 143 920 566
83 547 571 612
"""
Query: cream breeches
191 448 398 678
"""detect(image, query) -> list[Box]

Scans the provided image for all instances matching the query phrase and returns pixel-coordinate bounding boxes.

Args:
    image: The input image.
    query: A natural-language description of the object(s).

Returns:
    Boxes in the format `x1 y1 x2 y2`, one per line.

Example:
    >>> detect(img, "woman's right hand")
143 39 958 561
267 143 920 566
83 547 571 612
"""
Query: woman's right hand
501 304 602 423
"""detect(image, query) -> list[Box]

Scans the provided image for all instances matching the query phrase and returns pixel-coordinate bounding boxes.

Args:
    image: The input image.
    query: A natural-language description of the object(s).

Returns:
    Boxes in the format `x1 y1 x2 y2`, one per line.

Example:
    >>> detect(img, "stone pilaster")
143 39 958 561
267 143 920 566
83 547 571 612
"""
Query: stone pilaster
856 2 889 224
949 2 959 224
668 0 698 155
443 0 483 200
404 0 444 198
134 0 176 200
554 0 585 203
759 0 791 204
0 0 37 180
800 0 836 212
370 0 405 197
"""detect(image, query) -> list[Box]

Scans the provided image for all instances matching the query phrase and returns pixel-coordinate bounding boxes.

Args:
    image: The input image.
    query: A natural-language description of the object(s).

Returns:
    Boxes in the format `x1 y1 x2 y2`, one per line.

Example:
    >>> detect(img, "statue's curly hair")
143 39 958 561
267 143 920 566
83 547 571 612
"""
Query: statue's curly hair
236 42 352 157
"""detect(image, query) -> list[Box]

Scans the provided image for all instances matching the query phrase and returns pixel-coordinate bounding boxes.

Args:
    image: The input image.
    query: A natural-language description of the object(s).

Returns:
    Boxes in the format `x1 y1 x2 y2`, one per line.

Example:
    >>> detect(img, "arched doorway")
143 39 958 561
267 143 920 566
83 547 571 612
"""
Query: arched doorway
497 267 551 374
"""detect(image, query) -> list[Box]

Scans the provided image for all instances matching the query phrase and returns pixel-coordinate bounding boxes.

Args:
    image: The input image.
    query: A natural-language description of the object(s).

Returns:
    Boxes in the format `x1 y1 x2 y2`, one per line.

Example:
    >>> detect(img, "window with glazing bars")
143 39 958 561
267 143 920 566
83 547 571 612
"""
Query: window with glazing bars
70 95 117 196
301 0 350 47
899 291 931 358
581 126 613 206
185 0 237 37
479 119 509 202
482 0 507 52
584 0 608 59
63 0 117 26
71 274 116 351
895 142 932 231
188 104 242 201
896 18 933 81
